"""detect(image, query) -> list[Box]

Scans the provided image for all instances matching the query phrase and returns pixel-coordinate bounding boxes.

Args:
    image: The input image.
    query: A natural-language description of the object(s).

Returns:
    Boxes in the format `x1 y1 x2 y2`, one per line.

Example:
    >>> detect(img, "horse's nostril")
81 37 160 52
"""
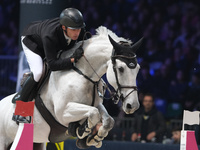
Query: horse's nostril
127 103 132 109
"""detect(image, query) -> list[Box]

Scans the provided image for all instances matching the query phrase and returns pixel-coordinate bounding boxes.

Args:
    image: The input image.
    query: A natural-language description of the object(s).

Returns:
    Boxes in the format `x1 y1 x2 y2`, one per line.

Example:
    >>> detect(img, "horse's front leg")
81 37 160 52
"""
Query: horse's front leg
63 102 101 139
86 103 115 148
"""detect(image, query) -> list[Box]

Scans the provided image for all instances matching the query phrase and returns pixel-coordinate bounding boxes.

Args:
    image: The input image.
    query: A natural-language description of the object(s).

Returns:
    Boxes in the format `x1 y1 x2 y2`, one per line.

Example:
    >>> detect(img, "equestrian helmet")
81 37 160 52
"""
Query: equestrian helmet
60 8 85 29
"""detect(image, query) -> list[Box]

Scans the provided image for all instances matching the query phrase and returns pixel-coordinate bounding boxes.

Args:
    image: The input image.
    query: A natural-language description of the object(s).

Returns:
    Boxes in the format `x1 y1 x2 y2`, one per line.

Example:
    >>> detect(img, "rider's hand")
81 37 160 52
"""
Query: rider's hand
72 46 84 62
70 58 75 63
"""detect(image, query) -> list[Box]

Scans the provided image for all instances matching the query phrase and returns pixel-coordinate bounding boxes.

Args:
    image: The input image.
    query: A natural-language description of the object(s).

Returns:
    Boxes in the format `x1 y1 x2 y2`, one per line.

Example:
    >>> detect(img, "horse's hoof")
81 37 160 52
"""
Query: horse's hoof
77 119 88 137
76 137 90 149
68 122 80 137
76 120 92 139
95 141 102 148
86 134 103 148
76 127 92 139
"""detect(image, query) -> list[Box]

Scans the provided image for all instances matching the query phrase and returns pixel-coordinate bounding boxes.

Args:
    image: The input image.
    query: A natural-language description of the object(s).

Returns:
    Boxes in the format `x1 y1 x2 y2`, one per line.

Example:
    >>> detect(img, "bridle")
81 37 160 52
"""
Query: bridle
73 33 138 105
111 54 138 104
73 52 138 106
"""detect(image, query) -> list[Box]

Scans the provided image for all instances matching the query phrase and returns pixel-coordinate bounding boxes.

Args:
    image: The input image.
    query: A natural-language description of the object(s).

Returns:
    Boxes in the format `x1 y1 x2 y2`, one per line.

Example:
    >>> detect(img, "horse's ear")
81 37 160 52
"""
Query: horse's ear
131 37 144 53
108 35 121 53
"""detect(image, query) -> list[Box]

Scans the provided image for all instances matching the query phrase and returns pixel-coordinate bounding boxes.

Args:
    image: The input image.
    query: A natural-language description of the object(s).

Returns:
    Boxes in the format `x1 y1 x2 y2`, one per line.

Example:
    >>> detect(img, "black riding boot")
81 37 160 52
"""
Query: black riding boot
12 72 37 123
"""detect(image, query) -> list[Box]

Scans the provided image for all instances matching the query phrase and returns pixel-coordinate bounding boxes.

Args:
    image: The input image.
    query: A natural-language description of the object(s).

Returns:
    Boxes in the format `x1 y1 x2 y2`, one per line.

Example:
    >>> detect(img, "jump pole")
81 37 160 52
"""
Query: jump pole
10 101 35 150
180 110 199 150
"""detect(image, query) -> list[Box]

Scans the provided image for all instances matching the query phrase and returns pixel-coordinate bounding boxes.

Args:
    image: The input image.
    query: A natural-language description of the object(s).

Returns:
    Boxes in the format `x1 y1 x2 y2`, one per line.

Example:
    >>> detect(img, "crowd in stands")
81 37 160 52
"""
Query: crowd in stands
71 0 200 119
72 0 200 143
0 0 19 55
1 0 200 137
1 0 200 145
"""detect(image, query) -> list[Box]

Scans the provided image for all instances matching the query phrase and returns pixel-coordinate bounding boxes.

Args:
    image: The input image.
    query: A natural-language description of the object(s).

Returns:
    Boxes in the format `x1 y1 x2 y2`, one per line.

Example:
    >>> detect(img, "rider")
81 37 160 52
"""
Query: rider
12 8 86 123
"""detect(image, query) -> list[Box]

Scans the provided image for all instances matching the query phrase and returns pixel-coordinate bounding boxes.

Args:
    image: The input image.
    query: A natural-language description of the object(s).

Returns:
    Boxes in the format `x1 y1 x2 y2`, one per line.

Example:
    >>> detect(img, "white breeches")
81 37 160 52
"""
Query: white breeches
21 36 43 82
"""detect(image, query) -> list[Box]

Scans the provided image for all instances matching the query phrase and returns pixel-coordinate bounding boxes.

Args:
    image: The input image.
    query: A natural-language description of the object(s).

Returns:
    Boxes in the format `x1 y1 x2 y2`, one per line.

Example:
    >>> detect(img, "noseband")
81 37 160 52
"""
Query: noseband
111 54 138 104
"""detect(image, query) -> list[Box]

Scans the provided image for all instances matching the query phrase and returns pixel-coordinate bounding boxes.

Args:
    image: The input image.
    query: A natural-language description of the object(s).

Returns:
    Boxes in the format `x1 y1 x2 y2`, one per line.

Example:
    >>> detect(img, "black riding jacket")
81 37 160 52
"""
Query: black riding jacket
22 17 78 71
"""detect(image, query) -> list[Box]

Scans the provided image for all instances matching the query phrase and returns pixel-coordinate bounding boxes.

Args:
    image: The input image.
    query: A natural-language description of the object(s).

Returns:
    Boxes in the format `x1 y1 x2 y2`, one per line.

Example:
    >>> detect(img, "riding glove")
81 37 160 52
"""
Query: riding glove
72 46 84 62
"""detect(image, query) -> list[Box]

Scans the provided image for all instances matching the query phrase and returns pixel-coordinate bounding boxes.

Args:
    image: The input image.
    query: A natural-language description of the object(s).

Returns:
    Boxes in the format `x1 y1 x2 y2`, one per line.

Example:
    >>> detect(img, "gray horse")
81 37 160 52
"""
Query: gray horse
0 26 141 150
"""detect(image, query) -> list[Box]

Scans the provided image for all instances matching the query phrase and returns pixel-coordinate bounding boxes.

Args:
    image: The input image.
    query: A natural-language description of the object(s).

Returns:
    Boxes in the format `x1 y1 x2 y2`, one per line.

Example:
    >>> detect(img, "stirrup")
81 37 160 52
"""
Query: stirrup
12 93 21 103
12 114 31 125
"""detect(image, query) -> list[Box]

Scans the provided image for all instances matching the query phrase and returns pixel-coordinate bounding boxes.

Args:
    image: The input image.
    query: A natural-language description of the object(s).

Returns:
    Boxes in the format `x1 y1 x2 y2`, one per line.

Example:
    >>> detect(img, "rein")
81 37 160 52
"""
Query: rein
73 31 105 106
73 66 102 106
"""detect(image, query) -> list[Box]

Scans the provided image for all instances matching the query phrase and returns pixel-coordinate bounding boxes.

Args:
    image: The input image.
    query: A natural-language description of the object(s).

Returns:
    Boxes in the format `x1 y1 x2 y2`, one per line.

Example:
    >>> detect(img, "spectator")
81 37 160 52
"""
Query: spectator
168 69 188 104
131 93 166 143
162 126 181 144
151 63 171 100
171 126 181 144
137 62 154 94
185 69 200 110
143 38 162 63
0 0 19 55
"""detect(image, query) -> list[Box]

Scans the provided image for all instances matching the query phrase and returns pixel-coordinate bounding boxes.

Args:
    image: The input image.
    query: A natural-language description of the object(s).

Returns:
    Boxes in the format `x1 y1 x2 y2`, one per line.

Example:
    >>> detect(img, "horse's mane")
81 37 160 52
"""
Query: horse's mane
62 26 132 59
92 26 132 44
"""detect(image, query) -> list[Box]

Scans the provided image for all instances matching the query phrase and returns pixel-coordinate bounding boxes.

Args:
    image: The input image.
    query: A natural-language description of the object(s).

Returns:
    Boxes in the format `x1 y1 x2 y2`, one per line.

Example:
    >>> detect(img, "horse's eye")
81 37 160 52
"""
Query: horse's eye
118 67 124 73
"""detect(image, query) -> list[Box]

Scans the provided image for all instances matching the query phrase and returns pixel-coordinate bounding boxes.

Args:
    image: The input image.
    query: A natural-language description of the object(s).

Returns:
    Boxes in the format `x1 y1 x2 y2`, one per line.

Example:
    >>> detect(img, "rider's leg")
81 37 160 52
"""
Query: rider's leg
12 37 43 123
12 72 37 103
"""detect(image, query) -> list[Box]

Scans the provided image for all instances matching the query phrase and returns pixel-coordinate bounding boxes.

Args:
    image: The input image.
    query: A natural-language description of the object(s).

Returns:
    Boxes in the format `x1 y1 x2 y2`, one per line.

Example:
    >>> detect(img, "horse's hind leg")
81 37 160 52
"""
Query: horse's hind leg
6 143 12 150
0 134 12 150
0 142 12 150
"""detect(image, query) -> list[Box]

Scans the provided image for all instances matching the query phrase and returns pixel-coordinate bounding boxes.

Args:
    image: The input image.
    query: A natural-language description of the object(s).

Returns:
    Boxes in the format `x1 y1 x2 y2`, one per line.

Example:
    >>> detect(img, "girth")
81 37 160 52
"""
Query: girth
35 95 69 143
34 63 69 143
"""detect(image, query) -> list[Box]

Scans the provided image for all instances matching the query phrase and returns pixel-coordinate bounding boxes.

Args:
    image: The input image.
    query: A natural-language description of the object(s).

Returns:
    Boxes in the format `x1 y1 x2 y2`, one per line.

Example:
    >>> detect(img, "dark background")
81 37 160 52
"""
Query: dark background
1 0 200 144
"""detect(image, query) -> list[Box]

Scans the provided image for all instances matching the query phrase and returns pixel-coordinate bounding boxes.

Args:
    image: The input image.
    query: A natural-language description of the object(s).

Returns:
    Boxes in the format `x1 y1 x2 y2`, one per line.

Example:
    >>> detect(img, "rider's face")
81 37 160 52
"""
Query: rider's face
62 25 81 40
66 27 81 40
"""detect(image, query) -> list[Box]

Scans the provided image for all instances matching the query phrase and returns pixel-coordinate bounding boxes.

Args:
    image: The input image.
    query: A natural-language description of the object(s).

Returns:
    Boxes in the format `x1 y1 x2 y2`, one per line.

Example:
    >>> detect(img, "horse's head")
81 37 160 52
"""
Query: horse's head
106 35 143 114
